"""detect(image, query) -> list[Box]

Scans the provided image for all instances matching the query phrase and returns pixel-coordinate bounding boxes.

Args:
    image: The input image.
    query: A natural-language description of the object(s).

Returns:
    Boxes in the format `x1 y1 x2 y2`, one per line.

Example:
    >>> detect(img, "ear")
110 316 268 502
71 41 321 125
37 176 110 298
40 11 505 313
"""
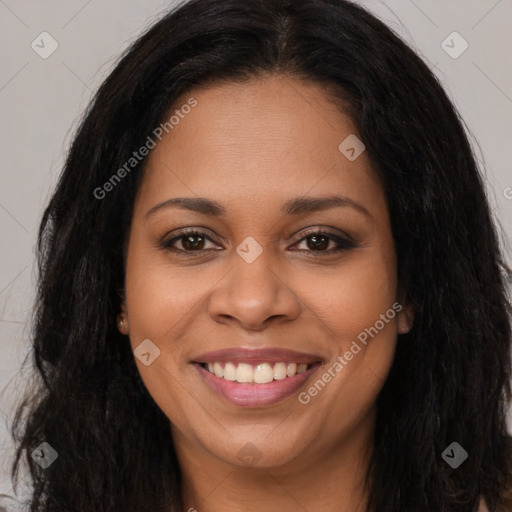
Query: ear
117 300 129 335
397 301 414 335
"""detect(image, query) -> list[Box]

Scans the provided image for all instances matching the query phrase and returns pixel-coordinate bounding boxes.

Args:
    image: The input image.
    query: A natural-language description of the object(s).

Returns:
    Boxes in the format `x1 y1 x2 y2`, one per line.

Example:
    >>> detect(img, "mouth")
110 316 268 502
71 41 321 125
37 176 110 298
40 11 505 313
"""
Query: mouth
191 348 323 407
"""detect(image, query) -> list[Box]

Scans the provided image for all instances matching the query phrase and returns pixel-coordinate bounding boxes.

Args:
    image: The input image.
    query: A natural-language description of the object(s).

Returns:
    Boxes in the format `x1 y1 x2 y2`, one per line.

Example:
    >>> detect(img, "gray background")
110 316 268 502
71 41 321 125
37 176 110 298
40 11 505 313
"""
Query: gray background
0 0 511 501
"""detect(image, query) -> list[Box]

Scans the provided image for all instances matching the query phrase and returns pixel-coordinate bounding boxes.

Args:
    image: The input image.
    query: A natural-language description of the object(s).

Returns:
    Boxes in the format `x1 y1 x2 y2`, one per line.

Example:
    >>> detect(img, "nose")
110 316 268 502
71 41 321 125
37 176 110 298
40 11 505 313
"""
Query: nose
207 250 301 331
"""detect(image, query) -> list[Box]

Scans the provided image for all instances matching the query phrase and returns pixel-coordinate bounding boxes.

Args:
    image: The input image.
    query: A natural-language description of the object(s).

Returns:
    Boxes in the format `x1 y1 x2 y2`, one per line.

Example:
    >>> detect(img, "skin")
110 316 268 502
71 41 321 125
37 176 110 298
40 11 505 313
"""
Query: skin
119 73 413 512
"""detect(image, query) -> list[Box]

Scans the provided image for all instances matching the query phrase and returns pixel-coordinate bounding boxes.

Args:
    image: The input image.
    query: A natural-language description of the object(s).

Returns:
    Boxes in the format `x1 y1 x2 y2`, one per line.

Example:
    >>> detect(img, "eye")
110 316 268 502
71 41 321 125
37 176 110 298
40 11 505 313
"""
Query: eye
160 229 220 255
291 229 357 257
160 227 357 258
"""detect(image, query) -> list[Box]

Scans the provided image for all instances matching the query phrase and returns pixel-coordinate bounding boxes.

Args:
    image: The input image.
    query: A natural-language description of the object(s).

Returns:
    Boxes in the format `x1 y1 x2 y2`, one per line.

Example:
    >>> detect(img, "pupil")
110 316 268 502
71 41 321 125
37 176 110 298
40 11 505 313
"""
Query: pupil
183 234 204 250
308 234 328 251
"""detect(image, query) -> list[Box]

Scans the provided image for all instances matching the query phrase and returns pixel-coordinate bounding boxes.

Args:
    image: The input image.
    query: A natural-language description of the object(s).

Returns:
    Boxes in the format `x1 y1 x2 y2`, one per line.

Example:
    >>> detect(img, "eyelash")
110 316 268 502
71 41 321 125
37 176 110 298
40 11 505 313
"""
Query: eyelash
160 227 357 258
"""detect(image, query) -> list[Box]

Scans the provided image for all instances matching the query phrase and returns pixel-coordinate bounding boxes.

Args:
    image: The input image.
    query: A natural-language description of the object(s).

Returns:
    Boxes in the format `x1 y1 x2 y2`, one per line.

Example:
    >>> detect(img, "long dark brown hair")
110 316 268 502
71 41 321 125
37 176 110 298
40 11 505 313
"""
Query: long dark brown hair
6 0 512 510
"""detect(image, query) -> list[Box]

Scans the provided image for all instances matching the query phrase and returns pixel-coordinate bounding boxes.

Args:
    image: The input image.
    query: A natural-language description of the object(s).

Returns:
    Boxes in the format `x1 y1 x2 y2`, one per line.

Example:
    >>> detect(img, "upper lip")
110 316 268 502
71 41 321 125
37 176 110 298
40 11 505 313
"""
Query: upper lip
192 347 322 365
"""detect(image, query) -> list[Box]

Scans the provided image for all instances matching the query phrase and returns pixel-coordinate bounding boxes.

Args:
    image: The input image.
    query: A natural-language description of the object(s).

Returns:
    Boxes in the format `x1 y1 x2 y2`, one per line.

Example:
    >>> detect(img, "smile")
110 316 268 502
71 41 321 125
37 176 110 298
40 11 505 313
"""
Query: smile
192 347 323 406
201 361 310 383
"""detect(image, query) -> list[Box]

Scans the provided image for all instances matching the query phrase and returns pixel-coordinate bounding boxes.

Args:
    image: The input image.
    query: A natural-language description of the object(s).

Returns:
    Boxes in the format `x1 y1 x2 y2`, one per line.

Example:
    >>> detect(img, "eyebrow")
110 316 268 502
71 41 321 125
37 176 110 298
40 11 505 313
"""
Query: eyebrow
145 194 372 219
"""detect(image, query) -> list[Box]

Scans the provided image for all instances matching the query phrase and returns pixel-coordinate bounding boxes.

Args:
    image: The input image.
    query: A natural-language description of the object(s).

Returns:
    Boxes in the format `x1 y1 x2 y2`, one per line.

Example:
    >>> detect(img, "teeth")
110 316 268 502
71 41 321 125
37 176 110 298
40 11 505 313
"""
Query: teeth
254 363 273 384
286 363 297 377
203 361 311 383
235 363 253 383
273 362 287 380
224 362 237 381
213 362 224 378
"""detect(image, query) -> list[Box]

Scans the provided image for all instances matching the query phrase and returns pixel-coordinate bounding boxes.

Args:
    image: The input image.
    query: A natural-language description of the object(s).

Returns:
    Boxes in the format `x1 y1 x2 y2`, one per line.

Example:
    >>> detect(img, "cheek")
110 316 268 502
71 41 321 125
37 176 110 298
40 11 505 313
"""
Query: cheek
123 247 206 420
298 244 399 398
124 248 212 341
302 249 397 342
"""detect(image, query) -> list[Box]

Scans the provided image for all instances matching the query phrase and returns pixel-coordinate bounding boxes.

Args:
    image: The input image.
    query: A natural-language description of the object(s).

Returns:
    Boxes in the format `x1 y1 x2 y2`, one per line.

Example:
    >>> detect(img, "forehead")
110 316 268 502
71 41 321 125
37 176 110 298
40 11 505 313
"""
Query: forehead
136 74 386 218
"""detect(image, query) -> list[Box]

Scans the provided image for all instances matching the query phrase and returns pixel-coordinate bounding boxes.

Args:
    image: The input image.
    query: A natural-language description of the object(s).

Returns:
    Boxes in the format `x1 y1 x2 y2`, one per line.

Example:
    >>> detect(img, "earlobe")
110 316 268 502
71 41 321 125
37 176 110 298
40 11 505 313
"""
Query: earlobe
117 314 129 334
397 303 414 334
117 303 129 335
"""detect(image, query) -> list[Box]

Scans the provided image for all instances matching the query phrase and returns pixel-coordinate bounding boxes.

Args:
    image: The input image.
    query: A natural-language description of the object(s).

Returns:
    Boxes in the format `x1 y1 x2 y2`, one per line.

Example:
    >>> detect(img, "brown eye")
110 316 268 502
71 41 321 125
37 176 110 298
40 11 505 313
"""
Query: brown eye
161 229 219 254
305 233 330 251
160 228 356 258
180 233 206 251
291 229 357 257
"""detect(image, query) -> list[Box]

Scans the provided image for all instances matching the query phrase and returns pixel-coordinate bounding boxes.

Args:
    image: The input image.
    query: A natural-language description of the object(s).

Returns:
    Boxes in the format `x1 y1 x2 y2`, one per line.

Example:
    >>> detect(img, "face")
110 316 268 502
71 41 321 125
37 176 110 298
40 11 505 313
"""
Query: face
120 74 412 471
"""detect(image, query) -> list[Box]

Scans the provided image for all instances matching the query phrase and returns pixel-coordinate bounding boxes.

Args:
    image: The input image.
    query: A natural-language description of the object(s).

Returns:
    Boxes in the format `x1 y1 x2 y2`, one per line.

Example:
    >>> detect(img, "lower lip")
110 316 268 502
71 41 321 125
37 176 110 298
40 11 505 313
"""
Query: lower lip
193 362 321 407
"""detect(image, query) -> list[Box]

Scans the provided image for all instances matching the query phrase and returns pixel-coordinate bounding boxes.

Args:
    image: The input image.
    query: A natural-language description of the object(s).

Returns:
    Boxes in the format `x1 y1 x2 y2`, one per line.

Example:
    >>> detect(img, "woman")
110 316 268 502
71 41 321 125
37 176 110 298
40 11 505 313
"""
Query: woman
5 0 512 510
